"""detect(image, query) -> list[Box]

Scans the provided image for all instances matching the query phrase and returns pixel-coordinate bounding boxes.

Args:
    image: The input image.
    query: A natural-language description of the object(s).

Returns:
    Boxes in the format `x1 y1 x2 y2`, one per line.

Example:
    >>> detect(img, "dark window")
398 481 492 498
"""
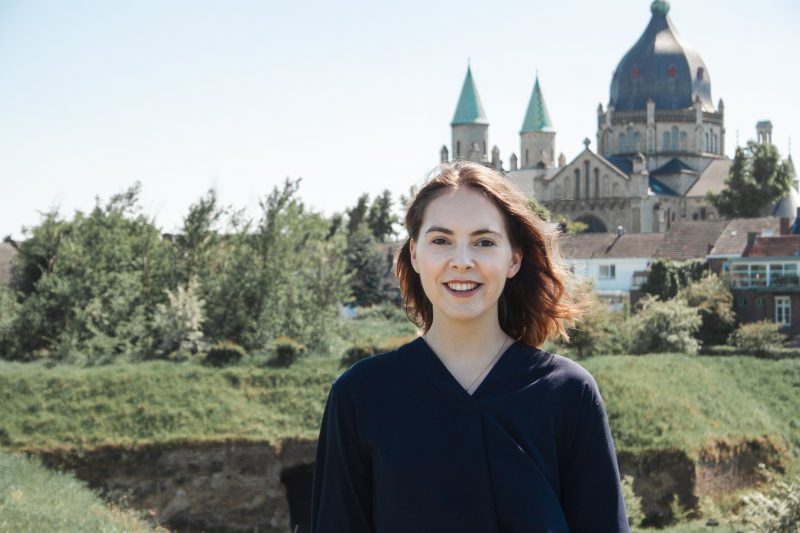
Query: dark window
456 141 461 157
594 168 600 198
696 67 704 80
584 161 590 198
575 169 581 199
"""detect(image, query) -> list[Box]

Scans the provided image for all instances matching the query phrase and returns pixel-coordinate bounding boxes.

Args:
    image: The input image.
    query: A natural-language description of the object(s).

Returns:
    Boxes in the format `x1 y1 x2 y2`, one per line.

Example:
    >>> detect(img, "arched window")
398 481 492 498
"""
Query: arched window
525 149 529 166
671 127 678 150
584 161 590 197
712 132 718 153
594 168 600 198
680 131 687 151
663 131 670 151
696 67 704 81
456 141 461 157
634 132 642 151
483 141 487 156
619 133 625 152
575 169 581 199
705 132 710 152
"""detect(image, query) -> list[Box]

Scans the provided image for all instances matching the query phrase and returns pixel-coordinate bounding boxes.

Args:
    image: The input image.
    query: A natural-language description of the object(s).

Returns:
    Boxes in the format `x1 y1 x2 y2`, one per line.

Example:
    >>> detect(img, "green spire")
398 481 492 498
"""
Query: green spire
650 0 670 15
451 66 488 126
520 76 554 133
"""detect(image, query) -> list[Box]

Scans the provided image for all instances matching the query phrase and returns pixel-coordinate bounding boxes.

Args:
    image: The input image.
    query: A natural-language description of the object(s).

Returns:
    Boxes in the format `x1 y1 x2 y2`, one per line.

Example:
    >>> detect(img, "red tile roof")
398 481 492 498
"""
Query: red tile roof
745 235 800 258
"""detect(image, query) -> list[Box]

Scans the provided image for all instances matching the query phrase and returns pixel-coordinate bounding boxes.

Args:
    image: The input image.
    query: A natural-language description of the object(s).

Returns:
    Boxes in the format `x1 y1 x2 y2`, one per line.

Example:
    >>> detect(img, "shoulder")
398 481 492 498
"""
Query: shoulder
520 344 604 408
330 337 420 396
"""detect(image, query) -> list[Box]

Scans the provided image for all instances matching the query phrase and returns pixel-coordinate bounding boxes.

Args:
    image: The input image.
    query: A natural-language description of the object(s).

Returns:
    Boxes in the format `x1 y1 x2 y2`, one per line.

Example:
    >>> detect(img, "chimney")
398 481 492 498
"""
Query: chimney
744 232 759 256
780 217 790 235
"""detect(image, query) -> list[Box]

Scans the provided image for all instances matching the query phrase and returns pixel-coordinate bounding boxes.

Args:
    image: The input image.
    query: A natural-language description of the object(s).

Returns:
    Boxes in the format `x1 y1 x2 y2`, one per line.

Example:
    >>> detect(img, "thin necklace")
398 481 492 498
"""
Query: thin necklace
425 334 509 395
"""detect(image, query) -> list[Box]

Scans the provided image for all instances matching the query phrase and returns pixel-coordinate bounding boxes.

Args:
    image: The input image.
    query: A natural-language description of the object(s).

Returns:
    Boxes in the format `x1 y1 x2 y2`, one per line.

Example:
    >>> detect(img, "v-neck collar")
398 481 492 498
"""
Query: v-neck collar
410 336 520 410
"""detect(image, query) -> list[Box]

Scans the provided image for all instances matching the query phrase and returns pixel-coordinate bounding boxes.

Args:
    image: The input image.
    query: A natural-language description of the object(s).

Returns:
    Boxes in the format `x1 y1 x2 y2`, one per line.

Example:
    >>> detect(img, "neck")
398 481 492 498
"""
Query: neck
425 311 507 364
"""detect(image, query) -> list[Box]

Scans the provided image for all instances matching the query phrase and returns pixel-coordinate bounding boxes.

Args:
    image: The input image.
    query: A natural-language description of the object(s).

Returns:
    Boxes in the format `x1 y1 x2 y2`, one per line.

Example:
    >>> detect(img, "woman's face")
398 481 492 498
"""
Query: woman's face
410 187 522 327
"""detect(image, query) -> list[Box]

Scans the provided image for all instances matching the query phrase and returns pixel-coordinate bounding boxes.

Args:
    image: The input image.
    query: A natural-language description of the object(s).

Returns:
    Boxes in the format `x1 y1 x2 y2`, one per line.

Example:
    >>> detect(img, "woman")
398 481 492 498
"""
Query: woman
311 161 629 532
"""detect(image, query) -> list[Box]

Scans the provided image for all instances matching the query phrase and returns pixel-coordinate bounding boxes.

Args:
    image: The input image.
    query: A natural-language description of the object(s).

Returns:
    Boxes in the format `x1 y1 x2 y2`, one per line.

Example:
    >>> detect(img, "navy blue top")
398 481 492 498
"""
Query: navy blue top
311 337 629 532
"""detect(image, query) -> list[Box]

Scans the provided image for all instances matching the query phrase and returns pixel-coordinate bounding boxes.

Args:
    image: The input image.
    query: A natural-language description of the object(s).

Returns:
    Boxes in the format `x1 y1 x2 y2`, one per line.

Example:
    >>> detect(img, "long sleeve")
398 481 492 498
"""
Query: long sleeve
310 377 374 533
559 382 630 533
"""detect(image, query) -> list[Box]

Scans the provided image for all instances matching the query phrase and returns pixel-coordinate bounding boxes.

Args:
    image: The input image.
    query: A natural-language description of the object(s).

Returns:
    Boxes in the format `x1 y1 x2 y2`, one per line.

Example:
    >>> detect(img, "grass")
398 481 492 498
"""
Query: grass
2 350 799 474
0 357 341 453
582 354 800 469
0 451 165 532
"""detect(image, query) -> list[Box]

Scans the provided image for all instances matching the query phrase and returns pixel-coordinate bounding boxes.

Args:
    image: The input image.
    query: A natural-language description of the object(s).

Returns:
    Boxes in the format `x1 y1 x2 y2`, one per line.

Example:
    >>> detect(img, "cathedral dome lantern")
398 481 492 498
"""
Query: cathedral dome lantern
609 0 714 112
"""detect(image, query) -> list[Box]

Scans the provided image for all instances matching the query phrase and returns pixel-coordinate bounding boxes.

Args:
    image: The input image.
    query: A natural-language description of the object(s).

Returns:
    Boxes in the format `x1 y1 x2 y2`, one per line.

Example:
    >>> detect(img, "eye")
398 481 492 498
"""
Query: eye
431 237 450 245
476 239 496 247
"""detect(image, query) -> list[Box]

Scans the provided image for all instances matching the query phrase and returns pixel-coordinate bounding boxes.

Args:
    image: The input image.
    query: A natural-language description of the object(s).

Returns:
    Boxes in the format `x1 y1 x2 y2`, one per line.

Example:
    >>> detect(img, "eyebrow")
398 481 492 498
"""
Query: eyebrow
424 226 502 237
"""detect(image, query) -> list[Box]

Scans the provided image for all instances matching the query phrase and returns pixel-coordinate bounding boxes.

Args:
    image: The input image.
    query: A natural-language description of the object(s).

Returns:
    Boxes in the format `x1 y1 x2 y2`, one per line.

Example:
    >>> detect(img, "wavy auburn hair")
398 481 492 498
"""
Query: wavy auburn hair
394 161 583 347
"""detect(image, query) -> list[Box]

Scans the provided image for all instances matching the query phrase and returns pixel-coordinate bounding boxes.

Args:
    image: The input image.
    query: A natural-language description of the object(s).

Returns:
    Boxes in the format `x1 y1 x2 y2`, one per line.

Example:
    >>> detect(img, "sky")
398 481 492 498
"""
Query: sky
1 0 798 239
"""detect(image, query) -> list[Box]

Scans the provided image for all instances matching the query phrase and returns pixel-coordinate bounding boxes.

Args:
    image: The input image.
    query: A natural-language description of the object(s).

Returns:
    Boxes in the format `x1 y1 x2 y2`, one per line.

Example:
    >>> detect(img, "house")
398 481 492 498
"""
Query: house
559 219 728 309
723 232 800 335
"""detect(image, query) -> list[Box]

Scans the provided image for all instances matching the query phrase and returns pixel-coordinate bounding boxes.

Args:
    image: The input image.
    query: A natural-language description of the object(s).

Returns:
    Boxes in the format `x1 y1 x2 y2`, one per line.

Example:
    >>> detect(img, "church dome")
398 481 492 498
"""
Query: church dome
609 1 715 112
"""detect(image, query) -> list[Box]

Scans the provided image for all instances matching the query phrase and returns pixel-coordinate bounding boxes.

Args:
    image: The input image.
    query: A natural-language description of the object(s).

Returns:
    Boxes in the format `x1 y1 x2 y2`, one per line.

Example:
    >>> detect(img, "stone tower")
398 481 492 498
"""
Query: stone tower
520 75 555 168
451 65 489 163
757 120 774 145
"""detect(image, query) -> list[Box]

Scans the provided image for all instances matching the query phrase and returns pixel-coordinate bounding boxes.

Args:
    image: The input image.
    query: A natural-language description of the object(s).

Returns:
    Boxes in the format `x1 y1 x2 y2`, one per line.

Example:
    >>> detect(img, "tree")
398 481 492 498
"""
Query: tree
526 198 587 235
346 223 391 307
708 141 793 218
641 258 706 301
676 274 735 346
4 184 176 362
560 285 629 357
628 295 701 355
346 194 370 236
367 190 399 242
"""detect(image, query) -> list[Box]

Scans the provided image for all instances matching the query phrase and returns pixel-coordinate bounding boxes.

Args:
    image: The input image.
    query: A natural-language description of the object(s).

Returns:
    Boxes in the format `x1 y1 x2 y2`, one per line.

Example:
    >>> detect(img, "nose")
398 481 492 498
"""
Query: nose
449 242 474 270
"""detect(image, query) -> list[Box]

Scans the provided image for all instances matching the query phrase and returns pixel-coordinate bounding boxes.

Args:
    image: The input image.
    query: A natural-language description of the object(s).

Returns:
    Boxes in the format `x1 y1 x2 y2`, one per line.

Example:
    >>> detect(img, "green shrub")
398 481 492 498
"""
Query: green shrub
560 287 631 358
341 336 415 367
270 336 307 367
151 278 206 359
737 470 800 531
354 303 407 323
641 258 707 301
677 274 735 346
728 321 786 357
204 341 246 367
629 296 701 355
621 475 645 529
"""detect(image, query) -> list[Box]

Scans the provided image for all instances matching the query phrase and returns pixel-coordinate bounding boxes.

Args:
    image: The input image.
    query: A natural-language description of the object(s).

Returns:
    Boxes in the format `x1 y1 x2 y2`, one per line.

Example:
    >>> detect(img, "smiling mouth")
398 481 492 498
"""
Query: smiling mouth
444 281 481 292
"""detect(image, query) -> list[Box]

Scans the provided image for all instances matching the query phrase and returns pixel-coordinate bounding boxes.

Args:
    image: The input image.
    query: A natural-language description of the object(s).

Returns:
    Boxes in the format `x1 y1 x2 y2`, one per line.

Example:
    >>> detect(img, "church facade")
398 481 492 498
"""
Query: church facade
440 0 791 233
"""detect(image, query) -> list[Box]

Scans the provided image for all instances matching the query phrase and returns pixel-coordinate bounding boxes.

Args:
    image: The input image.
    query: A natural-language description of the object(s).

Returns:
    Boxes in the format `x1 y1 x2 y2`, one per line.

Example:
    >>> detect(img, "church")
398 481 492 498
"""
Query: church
440 0 796 233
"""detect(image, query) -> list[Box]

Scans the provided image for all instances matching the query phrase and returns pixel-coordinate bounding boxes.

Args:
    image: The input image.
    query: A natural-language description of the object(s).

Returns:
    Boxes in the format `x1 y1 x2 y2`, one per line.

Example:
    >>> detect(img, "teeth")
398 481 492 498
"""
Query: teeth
447 282 478 292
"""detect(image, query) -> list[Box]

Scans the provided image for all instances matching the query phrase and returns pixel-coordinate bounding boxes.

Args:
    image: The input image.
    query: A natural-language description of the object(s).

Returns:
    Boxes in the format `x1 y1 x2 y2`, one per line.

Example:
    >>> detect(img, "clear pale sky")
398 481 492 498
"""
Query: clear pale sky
1 0 797 239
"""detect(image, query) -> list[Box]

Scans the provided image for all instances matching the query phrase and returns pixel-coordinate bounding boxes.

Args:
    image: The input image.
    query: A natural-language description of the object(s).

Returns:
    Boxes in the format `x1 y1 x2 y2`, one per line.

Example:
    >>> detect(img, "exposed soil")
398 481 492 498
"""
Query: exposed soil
35 435 788 531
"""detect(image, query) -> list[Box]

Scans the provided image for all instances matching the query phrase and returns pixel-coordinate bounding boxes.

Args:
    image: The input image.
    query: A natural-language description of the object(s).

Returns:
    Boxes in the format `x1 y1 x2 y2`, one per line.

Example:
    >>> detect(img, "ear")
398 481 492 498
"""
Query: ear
507 248 522 278
409 239 419 273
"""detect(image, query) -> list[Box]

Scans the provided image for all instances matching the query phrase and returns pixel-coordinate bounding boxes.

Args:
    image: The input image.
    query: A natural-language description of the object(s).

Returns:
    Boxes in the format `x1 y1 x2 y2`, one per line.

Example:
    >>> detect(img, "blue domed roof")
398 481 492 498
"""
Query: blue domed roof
610 1 715 112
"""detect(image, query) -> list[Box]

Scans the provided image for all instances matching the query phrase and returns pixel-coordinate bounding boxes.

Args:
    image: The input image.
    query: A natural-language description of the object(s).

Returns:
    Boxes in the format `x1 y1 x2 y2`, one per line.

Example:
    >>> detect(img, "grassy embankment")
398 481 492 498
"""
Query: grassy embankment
1 350 799 470
0 451 166 532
